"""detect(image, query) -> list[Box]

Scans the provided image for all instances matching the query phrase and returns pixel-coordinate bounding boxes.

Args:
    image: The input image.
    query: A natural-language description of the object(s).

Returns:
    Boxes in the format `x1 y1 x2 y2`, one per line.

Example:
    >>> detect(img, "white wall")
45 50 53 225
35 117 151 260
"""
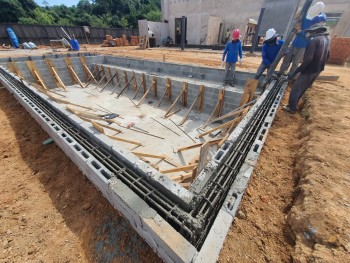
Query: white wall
162 0 350 45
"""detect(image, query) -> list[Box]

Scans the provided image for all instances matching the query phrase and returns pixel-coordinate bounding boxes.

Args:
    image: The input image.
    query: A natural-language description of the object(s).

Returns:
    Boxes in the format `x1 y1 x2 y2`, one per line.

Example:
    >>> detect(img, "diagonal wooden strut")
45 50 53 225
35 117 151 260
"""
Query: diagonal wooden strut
179 85 204 125
164 82 187 118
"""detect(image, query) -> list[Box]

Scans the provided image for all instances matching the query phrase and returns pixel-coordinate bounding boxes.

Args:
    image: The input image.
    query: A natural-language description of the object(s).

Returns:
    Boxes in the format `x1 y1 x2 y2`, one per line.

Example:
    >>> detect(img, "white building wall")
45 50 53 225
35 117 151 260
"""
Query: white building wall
162 0 350 45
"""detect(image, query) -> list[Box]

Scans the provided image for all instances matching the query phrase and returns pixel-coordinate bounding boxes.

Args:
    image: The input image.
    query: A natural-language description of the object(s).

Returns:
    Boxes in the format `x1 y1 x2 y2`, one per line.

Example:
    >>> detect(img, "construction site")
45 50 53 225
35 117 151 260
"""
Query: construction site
1 0 350 263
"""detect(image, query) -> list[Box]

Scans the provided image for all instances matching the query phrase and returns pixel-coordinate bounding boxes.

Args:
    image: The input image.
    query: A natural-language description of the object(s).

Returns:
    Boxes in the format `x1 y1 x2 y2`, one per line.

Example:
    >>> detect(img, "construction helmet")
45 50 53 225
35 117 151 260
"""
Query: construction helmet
306 2 325 19
232 29 240 40
265 28 277 41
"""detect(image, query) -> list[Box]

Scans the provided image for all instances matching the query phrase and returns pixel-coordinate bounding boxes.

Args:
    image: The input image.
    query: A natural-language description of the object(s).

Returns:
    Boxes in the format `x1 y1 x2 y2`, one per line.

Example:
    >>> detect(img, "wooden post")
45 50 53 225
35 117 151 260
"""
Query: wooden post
182 82 188 107
179 85 204 125
132 71 138 91
133 73 146 99
158 78 172 107
152 76 157 98
123 70 129 89
240 79 259 106
142 73 147 93
100 71 118 92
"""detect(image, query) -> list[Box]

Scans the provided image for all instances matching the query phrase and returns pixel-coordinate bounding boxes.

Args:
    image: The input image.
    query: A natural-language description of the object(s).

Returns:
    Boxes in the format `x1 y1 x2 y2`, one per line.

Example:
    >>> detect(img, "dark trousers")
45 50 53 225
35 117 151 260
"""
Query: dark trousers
288 72 320 111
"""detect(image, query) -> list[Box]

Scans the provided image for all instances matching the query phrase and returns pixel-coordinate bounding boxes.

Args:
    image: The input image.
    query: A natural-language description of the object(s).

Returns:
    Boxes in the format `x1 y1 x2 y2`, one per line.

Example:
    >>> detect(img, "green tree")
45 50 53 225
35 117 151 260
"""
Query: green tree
144 10 161 22
0 0 25 23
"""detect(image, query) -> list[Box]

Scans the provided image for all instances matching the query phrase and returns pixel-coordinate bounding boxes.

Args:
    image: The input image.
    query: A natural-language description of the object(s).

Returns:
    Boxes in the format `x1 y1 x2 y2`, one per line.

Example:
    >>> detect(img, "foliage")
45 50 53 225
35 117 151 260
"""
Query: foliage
0 0 161 28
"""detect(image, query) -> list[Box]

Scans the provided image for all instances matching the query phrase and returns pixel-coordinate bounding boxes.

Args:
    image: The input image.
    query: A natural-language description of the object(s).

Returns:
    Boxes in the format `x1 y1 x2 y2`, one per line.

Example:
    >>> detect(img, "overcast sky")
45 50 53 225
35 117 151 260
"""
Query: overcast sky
35 0 81 7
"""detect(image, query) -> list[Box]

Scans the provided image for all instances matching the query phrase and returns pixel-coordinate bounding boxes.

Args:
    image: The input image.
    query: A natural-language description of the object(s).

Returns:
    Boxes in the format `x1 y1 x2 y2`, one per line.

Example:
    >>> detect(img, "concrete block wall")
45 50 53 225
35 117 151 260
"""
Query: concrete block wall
2 54 103 90
4 54 247 115
97 63 243 115
104 56 253 86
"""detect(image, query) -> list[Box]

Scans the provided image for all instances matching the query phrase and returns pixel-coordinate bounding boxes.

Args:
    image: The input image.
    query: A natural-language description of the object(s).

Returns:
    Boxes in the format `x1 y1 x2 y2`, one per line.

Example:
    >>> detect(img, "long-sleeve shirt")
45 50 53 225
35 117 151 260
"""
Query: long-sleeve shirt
293 13 327 49
222 40 242 63
298 34 330 74
262 39 284 66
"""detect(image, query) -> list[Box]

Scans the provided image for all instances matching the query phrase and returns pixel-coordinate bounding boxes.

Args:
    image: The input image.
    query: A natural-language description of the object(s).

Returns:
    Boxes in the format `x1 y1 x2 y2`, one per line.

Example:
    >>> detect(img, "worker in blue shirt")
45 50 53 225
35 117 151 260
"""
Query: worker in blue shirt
222 29 243 86
279 2 327 75
254 28 284 80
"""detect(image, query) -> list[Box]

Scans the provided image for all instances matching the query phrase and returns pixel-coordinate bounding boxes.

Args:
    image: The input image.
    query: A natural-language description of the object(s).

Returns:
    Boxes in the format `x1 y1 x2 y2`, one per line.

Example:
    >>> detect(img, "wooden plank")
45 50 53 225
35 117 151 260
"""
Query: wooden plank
180 182 191 189
123 70 129 89
172 172 193 182
132 152 165 159
179 85 204 125
100 72 118 92
94 66 109 88
79 56 89 80
45 59 67 91
66 106 121 125
64 57 84 88
133 73 146 99
91 121 105 134
116 75 135 98
46 93 91 110
106 135 143 146
205 99 257 127
100 65 107 83
240 78 258 106
25 60 49 90
7 62 23 79
138 156 159 170
64 57 77 85
110 78 123 95
136 84 152 106
90 121 122 134
197 142 209 176
132 71 138 90
158 78 172 107
175 138 222 152
164 82 187 118
160 165 197 174
197 117 240 138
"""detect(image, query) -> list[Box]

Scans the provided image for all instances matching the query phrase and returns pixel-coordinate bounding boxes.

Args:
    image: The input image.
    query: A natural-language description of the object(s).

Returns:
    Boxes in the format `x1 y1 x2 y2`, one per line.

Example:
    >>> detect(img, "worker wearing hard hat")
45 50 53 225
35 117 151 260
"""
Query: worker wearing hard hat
222 29 243 87
283 22 330 114
254 28 284 80
279 2 327 75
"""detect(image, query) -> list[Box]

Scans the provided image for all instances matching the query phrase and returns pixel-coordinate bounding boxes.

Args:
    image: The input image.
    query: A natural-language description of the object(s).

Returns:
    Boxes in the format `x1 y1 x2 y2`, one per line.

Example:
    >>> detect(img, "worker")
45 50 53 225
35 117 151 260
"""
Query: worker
225 28 231 43
254 28 284 80
279 2 327 75
222 29 243 87
283 23 330 114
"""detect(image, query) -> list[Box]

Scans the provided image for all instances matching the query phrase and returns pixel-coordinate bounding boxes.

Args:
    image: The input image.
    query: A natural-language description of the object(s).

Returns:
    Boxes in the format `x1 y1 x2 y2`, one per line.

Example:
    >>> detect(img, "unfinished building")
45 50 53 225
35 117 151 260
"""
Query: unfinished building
160 0 350 45
0 52 288 262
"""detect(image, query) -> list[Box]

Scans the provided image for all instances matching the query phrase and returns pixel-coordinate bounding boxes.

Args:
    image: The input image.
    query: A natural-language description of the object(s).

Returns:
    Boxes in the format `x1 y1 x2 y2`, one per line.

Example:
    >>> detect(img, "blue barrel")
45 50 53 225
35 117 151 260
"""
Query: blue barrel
6 27 19 48
70 39 80 51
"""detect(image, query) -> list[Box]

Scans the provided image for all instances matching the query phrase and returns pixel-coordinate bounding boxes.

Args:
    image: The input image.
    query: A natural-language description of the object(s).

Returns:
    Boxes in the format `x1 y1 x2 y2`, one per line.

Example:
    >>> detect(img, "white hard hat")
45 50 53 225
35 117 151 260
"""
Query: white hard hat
306 2 325 19
265 28 277 41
